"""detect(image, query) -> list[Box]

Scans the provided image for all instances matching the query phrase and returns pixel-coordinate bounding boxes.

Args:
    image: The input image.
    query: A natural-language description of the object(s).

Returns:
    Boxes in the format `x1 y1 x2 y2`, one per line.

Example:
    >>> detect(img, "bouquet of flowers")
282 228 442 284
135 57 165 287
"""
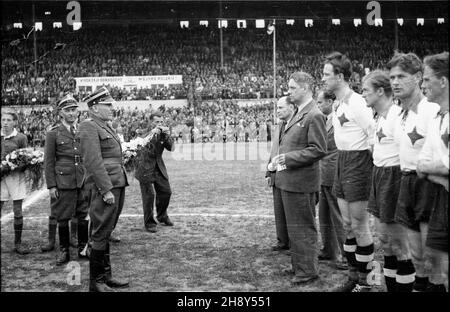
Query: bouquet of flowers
122 146 138 172
1 148 45 190
27 149 45 190
121 135 149 173
122 135 153 172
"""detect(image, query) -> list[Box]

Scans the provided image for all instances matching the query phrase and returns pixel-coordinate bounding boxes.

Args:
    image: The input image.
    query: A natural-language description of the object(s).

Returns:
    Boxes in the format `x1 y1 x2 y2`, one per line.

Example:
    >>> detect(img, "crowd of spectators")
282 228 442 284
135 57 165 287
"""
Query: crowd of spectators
13 107 57 147
12 99 275 148
2 22 448 106
3 22 448 147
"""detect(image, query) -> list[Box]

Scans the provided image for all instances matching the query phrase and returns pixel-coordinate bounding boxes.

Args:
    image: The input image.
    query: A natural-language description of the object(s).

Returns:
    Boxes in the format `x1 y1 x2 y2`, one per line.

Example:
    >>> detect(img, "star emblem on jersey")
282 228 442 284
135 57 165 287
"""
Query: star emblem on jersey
407 126 424 145
338 113 349 126
376 128 387 142
442 127 449 147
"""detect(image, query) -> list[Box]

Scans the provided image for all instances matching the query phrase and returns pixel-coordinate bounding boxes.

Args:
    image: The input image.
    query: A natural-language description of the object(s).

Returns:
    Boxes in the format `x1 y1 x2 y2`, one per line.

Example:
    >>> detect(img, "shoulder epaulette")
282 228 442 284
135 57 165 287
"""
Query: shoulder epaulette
47 124 59 132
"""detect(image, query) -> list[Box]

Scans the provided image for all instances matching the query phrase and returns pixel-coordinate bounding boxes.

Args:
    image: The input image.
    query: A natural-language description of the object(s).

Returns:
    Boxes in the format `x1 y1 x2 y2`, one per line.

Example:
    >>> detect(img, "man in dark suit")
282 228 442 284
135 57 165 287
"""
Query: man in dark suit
42 95 89 265
135 111 175 233
78 87 129 292
266 72 327 285
267 97 292 253
316 90 347 270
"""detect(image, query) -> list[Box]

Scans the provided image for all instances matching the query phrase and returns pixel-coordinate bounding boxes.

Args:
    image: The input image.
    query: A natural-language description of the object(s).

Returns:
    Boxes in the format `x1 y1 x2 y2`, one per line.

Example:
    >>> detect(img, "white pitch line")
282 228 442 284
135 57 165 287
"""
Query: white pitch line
13 212 274 221
1 188 48 224
125 213 274 218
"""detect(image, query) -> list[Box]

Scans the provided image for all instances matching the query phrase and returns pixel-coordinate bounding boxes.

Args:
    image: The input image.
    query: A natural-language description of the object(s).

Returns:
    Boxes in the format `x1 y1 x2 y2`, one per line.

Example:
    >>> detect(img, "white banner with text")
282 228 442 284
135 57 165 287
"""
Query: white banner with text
74 75 183 92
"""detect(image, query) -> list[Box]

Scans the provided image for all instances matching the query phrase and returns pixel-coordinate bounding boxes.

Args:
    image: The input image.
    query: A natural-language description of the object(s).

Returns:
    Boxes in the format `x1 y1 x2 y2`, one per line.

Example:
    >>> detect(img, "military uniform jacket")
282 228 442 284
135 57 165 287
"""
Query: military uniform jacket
44 124 85 190
266 100 327 193
135 132 174 183
78 115 128 195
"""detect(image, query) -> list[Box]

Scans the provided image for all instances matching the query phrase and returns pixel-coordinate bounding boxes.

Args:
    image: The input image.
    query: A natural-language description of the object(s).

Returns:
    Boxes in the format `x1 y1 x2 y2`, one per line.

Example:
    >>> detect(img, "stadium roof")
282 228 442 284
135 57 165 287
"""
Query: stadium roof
1 1 448 25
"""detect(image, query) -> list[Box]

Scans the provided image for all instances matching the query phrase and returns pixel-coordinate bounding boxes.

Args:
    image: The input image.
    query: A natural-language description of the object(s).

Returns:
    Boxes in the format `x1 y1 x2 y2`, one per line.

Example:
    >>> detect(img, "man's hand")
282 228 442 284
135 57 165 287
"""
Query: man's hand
102 191 115 205
151 127 162 136
159 126 170 135
267 162 276 172
416 161 428 179
49 187 59 199
428 174 449 192
416 170 427 179
273 154 286 166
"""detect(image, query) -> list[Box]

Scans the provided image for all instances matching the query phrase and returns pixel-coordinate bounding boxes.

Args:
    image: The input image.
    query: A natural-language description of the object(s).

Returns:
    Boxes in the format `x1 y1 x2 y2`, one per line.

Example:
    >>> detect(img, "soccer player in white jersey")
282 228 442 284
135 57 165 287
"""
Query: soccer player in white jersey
388 52 441 292
322 52 376 292
362 70 413 292
417 52 449 292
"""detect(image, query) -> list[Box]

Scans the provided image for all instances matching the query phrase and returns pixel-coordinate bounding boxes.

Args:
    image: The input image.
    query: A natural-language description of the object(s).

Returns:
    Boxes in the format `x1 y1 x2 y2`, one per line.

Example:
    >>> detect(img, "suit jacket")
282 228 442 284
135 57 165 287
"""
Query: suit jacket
135 131 174 183
319 116 338 187
77 114 129 195
44 124 85 190
266 100 327 193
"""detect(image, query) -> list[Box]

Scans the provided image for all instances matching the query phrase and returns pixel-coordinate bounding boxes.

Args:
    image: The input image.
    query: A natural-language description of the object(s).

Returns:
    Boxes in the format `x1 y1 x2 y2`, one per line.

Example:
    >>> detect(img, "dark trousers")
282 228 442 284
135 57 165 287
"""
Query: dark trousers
139 170 171 227
50 188 89 222
273 187 289 248
273 186 319 277
319 185 345 259
89 187 125 250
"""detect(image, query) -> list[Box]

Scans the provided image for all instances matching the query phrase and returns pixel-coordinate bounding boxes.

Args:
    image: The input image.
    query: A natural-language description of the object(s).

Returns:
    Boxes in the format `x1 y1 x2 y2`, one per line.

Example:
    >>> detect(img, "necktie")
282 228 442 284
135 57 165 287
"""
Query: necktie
70 125 75 136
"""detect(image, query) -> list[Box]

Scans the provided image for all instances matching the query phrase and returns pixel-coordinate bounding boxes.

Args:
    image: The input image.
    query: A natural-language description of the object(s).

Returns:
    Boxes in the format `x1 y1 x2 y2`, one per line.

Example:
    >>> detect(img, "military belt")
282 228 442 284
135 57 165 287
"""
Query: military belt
56 155 83 163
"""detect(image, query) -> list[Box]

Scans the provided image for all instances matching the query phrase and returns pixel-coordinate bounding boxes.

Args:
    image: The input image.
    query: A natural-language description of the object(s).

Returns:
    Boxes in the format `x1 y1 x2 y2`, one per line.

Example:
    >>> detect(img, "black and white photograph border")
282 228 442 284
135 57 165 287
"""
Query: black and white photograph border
0 0 448 305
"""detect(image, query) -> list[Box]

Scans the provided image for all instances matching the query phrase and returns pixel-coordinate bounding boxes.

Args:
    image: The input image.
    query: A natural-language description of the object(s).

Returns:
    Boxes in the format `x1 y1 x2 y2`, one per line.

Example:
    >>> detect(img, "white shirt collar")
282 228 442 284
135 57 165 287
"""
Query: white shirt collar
61 120 76 133
327 113 333 121
297 101 309 115
1 128 18 139
285 114 294 126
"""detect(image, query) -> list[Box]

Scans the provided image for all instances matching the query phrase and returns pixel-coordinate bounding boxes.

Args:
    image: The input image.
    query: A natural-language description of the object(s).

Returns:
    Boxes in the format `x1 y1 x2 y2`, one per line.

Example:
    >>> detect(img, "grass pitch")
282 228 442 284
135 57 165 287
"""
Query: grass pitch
1 143 382 292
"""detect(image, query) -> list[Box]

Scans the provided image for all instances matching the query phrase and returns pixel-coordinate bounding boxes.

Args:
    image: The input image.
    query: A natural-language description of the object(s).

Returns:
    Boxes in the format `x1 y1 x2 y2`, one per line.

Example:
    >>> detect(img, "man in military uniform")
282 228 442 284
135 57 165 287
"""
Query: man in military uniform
1 108 31 255
42 95 89 265
78 87 129 292
41 122 79 252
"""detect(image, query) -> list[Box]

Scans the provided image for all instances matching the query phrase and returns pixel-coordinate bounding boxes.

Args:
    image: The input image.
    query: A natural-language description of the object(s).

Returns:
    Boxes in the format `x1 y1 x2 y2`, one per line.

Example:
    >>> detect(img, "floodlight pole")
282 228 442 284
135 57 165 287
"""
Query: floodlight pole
394 21 398 52
220 25 224 69
394 2 399 51
272 19 276 124
32 3 37 81
219 1 224 69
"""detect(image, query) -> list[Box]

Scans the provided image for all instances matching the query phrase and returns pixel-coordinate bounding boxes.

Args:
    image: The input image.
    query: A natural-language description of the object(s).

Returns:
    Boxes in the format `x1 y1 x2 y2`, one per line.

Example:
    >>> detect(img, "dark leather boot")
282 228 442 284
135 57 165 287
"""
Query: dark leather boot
89 249 114 292
77 219 89 259
104 242 129 288
41 220 57 252
70 219 78 248
56 224 70 266
426 283 447 292
14 221 30 255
